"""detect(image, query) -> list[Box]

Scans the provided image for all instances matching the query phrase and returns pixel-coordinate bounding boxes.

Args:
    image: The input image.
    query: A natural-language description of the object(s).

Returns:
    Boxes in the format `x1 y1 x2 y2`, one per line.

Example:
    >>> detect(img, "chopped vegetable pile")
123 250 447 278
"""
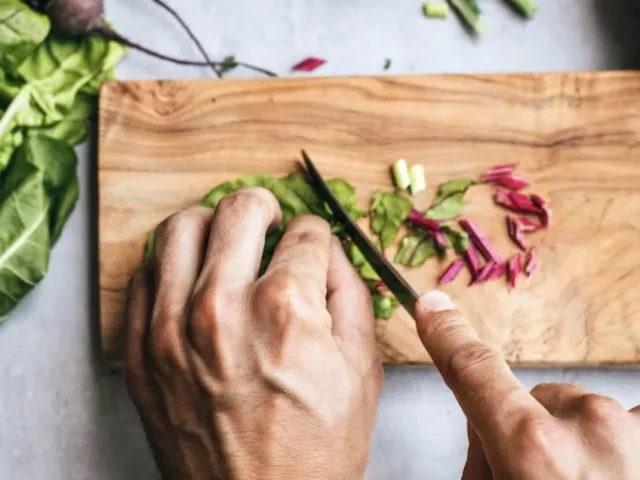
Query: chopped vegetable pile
147 161 550 321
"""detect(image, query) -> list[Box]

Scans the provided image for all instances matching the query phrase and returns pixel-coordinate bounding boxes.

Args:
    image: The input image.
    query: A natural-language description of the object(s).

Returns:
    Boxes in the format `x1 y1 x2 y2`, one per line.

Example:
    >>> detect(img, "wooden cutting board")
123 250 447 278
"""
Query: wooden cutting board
99 71 640 368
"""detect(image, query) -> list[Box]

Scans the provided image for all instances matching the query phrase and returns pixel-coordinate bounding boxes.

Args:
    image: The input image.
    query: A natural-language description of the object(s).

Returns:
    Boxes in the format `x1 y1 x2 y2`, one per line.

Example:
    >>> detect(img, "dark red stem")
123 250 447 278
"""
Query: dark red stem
92 24 277 77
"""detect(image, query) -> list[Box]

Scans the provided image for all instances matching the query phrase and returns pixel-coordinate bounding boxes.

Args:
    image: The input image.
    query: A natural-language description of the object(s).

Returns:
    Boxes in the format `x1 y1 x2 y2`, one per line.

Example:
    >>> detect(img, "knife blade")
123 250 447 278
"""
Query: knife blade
301 150 419 318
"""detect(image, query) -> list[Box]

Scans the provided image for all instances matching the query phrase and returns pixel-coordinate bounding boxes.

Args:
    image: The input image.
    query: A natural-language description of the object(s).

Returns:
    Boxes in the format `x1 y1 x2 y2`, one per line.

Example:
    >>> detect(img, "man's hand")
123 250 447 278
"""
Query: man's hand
124 188 382 480
415 291 640 480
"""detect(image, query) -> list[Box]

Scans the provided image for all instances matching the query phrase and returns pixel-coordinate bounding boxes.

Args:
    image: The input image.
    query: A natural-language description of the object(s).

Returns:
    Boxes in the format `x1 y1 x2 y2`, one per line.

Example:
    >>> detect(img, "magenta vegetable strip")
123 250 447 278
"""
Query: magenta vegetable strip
507 254 522 288
408 210 449 250
524 248 538 277
464 244 482 279
408 209 441 232
508 191 540 214
439 259 466 285
507 216 527 251
459 219 503 263
475 261 496 284
480 164 518 183
292 57 327 72
518 216 543 233
488 262 507 280
531 194 552 227
492 175 531 191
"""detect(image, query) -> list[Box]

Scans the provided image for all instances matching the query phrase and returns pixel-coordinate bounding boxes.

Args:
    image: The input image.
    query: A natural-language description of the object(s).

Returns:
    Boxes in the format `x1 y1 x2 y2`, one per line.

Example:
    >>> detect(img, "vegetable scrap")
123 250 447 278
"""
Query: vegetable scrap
439 259 465 285
459 219 503 263
423 0 539 36
423 2 450 19
506 216 527 252
524 248 538 277
507 254 522 288
409 164 426 195
392 159 411 190
292 57 327 72
383 58 392 71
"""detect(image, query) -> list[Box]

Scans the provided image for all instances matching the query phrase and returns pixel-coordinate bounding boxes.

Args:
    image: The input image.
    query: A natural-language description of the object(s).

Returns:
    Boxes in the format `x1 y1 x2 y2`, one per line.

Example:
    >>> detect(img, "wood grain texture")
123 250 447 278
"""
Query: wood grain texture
99 71 640 367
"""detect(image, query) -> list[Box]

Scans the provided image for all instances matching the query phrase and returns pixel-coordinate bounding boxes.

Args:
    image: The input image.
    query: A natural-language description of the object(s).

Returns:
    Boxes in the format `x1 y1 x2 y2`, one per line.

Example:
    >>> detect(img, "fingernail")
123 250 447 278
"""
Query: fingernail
418 290 455 312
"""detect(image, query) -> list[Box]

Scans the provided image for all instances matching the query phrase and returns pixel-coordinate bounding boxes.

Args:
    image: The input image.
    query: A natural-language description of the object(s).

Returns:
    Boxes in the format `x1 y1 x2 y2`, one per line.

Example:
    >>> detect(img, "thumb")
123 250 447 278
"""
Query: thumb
462 423 492 480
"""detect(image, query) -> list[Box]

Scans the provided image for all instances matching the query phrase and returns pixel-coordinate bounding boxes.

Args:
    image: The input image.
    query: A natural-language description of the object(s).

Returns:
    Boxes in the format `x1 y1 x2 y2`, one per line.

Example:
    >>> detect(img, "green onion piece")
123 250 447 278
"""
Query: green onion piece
448 0 485 34
384 58 392 71
423 2 450 19
509 0 539 17
392 159 411 190
410 164 426 195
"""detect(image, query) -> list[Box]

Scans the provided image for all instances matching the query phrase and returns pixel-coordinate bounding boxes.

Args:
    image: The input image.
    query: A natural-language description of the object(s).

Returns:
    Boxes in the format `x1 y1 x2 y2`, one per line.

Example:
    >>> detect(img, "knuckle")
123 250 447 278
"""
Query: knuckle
512 413 556 454
445 341 500 383
576 394 624 425
155 208 203 240
288 214 331 237
253 271 309 320
216 187 275 219
189 287 228 336
147 315 183 372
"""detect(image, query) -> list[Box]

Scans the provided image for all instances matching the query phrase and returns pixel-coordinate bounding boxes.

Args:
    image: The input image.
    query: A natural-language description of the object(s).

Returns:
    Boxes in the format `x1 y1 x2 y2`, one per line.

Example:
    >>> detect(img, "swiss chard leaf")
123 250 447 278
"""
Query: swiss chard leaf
441 225 470 255
432 178 476 205
426 178 476 220
0 134 78 319
0 0 50 72
370 191 413 250
394 233 438 267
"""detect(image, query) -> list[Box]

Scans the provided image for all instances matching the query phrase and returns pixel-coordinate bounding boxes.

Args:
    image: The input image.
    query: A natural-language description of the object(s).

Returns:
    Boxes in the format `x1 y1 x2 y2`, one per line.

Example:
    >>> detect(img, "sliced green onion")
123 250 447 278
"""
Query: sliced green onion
410 164 426 195
392 159 411 190
423 2 450 19
448 0 485 35
509 0 539 17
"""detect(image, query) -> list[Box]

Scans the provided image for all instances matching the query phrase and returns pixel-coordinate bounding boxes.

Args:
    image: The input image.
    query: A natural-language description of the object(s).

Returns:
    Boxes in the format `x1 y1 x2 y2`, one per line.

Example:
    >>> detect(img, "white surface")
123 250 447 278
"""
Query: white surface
2 1 640 479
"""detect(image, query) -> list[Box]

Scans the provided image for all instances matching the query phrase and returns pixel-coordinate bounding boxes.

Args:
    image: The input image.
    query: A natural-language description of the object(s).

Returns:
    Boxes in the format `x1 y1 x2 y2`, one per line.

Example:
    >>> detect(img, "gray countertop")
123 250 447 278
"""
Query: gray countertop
2 1 640 479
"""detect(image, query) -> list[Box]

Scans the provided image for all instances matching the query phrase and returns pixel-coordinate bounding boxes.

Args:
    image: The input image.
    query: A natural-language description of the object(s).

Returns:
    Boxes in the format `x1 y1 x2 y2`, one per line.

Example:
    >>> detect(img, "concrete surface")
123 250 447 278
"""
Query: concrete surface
2 1 640 479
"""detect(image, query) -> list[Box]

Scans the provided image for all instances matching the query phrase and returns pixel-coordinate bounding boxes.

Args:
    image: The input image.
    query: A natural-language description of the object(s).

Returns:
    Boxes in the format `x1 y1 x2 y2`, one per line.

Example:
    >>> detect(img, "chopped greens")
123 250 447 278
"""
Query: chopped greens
383 58 392 71
409 164 426 195
394 233 438 267
370 191 413 250
392 158 410 190
423 2 450 18
448 0 485 34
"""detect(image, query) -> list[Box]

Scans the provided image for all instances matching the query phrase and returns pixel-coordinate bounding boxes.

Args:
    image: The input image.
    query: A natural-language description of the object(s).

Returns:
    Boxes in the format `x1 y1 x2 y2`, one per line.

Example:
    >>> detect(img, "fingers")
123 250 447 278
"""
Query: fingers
530 383 591 417
199 188 282 291
630 405 640 416
149 207 214 374
327 237 378 375
266 215 332 305
461 423 492 480
124 264 154 403
414 291 547 437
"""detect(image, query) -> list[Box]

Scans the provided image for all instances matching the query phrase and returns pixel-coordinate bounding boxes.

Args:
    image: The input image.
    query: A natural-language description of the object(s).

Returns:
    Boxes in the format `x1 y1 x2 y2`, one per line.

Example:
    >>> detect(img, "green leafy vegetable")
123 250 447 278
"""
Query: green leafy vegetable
449 0 485 34
441 225 470 254
370 191 413 250
0 134 78 319
372 295 400 320
394 233 438 267
426 178 476 220
432 178 476 205
383 58 392 71
0 0 51 72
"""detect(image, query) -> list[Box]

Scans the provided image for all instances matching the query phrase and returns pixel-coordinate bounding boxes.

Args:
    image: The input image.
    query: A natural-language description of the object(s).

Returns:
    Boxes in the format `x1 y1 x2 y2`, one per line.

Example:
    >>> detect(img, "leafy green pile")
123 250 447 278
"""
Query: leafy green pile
149 173 398 320
0 1 127 320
